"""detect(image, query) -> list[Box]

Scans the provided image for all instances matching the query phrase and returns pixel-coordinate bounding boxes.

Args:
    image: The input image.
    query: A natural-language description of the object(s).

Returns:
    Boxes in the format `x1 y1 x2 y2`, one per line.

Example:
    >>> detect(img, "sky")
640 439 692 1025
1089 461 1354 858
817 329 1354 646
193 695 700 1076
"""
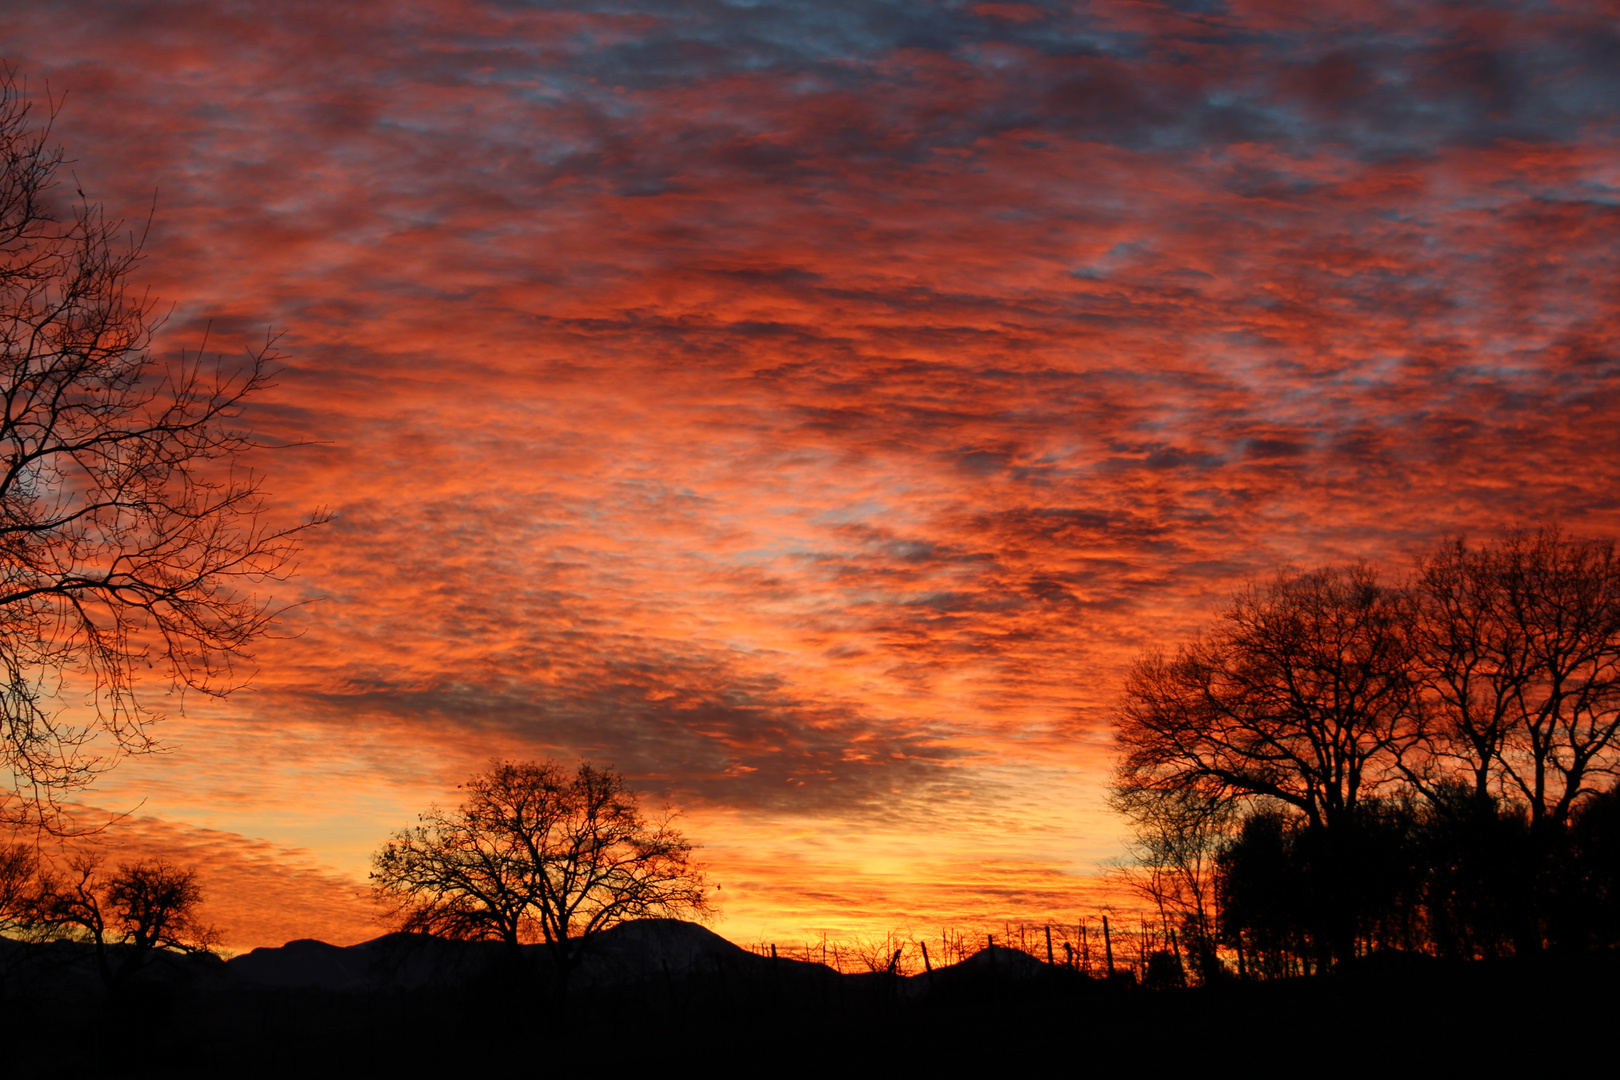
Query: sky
5 0 1620 952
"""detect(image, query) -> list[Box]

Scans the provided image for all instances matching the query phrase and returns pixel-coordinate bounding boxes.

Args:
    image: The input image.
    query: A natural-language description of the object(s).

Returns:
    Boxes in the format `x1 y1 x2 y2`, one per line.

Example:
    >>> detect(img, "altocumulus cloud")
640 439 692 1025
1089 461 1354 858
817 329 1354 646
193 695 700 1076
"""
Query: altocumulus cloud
8 0 1620 944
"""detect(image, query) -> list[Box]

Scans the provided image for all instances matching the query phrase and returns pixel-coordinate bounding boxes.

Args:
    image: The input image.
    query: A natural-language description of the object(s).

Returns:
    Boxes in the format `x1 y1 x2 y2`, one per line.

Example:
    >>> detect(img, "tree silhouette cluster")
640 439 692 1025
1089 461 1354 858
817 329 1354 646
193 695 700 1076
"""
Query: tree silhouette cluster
371 759 712 993
1114 528 1620 977
0 843 214 991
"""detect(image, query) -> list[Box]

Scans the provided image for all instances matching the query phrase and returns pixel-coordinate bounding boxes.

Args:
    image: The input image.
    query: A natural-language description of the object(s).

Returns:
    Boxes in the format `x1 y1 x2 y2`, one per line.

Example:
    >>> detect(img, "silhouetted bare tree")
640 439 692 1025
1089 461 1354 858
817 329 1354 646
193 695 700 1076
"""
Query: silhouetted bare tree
1108 785 1230 982
1411 538 1529 799
1116 564 1421 831
1413 529 1620 823
1116 563 1426 967
35 855 216 990
372 759 712 993
0 72 322 829
1483 530 1620 828
1411 529 1620 949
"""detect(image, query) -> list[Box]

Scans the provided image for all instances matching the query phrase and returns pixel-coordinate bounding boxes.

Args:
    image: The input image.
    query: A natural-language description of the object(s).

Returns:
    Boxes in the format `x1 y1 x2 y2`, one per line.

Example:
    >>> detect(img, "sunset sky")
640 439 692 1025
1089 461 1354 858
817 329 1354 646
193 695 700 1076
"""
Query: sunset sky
7 0 1620 952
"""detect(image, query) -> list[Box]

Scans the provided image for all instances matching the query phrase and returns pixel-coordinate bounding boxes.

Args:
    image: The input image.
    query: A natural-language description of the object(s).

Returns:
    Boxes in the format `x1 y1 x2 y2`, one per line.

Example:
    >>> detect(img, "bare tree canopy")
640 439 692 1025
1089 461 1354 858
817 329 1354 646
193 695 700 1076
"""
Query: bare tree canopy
0 73 322 828
31 855 217 990
372 759 712 985
1116 563 1421 831
1414 528 1620 827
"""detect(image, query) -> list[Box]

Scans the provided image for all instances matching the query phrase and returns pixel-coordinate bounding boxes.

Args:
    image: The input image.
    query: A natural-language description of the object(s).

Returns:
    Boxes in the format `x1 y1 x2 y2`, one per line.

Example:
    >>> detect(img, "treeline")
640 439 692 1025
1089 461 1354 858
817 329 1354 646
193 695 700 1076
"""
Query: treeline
1114 527 1620 979
0 847 216 994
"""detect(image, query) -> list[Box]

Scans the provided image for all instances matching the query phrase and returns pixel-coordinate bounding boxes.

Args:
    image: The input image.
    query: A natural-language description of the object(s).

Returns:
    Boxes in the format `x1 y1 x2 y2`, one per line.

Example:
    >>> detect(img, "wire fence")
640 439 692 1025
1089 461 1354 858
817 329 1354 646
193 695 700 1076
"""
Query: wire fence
739 911 1181 981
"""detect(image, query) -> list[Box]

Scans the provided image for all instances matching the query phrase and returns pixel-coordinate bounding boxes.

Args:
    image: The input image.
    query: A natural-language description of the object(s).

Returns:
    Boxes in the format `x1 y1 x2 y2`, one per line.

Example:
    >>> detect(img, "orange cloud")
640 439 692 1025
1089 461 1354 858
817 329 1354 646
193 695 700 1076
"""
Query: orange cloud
6 0 1620 947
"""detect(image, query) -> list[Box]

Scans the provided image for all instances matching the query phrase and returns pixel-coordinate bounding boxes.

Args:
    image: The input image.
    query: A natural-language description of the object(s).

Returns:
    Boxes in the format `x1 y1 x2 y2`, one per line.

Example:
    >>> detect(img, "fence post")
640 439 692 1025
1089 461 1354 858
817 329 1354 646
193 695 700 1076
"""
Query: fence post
1102 915 1115 975
1045 925 1054 966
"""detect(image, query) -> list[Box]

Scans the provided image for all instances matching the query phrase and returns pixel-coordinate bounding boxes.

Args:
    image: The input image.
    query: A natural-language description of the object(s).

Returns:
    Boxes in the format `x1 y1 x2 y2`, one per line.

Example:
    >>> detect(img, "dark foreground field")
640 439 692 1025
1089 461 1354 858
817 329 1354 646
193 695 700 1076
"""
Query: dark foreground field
6 922 1616 1076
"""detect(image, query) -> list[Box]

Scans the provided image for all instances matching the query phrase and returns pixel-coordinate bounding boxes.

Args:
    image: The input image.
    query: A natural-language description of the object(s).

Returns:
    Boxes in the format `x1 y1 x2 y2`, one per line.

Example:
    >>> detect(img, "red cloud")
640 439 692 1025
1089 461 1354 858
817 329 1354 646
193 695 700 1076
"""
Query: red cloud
5 0 1619 945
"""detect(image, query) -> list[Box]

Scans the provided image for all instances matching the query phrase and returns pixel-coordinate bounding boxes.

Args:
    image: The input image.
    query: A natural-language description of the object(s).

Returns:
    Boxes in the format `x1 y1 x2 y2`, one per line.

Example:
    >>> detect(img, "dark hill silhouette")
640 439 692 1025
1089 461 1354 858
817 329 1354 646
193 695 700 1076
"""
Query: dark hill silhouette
0 934 226 998
226 932 509 991
9 921 1614 1075
223 919 794 992
220 920 1077 997
926 942 1048 979
226 936 365 990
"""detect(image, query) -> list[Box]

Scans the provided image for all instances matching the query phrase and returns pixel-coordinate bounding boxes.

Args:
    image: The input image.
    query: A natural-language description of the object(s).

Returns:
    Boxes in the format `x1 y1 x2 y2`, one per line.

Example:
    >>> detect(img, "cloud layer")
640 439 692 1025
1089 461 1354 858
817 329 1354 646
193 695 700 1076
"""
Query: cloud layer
7 0 1620 947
